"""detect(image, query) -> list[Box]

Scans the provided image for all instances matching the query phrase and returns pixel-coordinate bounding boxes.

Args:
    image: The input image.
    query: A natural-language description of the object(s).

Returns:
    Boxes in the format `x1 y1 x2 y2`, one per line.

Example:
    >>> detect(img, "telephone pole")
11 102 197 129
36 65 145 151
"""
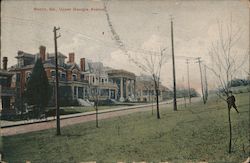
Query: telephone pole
182 76 186 108
196 57 205 104
204 64 208 102
54 26 61 135
186 59 191 104
0 1 2 69
171 16 177 111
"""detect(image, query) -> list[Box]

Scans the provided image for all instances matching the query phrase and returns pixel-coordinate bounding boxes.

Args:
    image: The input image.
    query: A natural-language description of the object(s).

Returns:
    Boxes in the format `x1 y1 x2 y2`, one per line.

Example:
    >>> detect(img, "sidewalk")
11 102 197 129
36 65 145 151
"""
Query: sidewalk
1 100 173 128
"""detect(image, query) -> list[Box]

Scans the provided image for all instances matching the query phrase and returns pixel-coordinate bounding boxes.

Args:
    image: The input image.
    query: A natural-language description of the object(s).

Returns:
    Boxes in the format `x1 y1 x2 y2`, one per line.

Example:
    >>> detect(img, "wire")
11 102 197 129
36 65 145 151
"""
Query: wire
2 16 163 56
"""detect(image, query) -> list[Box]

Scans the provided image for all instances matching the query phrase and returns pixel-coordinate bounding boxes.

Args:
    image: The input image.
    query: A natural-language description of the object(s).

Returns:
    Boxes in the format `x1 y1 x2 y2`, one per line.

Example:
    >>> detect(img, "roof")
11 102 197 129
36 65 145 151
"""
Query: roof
68 63 80 71
107 69 136 80
15 51 35 59
136 80 169 91
0 70 14 77
47 52 67 58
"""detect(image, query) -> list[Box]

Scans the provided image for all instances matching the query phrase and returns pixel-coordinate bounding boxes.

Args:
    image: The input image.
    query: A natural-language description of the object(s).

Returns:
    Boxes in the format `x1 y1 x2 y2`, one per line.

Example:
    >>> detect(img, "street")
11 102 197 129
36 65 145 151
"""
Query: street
1 97 200 136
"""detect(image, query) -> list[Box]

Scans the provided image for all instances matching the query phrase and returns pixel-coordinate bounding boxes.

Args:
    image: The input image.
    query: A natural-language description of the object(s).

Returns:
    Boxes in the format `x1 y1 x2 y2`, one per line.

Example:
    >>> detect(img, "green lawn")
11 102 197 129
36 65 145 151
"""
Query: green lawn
1 92 249 163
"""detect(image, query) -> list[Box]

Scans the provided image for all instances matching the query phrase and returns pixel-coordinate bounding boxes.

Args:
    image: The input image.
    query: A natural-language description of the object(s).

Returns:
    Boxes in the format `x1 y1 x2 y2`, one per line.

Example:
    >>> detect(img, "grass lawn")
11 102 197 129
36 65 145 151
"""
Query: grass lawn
1 92 249 163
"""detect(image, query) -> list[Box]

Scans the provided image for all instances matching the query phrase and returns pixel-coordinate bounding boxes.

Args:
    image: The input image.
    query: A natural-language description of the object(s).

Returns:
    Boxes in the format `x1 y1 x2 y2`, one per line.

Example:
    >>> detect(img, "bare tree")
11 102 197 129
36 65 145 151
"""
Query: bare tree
144 49 168 119
103 1 169 119
88 62 104 128
207 16 247 153
127 49 169 119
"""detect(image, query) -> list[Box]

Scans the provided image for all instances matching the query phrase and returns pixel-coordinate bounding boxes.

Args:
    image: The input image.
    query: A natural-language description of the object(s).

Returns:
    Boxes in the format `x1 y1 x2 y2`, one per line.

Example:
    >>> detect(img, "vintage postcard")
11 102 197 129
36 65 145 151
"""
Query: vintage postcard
0 0 249 162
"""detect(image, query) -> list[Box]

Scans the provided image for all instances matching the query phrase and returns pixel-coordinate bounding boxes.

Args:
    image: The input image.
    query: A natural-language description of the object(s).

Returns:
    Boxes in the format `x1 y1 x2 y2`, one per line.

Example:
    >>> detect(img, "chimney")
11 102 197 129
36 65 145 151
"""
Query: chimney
39 46 46 62
18 51 23 55
68 53 75 63
80 58 85 71
3 57 8 70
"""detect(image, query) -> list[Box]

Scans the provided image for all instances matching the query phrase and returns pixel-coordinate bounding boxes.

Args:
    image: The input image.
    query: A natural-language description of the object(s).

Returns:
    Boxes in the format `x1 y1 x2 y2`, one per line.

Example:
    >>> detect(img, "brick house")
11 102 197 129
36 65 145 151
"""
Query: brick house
0 57 16 117
9 45 118 107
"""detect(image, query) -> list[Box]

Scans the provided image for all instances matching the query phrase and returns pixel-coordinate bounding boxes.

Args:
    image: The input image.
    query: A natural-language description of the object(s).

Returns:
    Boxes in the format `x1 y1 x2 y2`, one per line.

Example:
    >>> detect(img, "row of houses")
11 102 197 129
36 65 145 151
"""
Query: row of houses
0 45 170 115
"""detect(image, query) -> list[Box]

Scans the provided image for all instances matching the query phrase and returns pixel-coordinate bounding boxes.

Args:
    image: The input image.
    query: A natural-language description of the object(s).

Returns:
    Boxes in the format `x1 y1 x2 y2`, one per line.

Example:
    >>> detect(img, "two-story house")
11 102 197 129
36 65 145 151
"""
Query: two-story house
9 45 118 106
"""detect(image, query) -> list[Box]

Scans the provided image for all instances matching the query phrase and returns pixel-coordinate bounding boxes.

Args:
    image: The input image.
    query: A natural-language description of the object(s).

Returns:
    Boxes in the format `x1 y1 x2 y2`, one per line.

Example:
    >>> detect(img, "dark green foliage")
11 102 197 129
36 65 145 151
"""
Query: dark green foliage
24 59 52 118
229 78 250 87
59 86 79 106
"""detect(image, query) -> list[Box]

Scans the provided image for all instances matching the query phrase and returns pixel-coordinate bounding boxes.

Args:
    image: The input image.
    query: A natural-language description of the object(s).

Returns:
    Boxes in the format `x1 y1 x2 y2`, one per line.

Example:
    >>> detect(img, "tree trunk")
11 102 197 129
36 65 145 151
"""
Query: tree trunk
20 97 24 119
156 89 160 119
228 106 232 153
95 102 99 128
153 79 160 119
151 102 154 115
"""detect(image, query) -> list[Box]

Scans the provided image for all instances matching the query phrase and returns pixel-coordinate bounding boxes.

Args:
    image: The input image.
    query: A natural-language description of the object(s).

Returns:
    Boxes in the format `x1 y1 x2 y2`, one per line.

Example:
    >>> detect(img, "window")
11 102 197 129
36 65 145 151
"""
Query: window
26 72 31 81
51 70 56 77
16 73 20 82
61 73 66 80
18 59 24 67
58 58 64 66
80 74 85 80
72 74 77 81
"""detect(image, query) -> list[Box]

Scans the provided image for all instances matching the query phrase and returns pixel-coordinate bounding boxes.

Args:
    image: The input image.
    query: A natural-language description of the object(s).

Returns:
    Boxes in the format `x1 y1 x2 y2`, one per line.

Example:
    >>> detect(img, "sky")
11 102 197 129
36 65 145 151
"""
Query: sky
1 0 249 92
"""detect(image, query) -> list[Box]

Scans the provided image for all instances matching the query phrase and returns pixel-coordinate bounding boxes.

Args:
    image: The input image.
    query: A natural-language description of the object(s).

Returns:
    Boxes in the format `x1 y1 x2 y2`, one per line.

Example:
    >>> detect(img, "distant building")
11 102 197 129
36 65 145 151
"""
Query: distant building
0 57 16 117
85 61 118 101
135 74 170 102
107 69 136 102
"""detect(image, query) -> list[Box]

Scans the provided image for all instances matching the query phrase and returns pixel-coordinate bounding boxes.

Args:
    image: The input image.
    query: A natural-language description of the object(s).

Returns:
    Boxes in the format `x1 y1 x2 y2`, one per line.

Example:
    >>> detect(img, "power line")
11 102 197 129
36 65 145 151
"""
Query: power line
2 16 163 56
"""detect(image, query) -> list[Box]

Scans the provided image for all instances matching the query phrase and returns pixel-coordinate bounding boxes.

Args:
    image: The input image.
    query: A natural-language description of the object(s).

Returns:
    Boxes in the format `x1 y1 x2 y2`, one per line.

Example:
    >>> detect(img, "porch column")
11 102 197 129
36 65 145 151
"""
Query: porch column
76 86 79 99
129 79 132 96
126 79 129 99
71 86 74 100
120 77 124 101
133 79 136 98
115 88 118 100
83 87 85 99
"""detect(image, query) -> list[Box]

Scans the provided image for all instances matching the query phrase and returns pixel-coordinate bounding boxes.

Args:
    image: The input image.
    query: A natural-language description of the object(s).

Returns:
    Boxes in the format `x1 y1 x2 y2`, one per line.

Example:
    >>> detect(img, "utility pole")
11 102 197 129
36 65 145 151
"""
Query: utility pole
182 76 186 108
186 59 191 104
0 1 2 69
53 26 61 135
196 57 205 104
171 16 177 111
204 64 208 102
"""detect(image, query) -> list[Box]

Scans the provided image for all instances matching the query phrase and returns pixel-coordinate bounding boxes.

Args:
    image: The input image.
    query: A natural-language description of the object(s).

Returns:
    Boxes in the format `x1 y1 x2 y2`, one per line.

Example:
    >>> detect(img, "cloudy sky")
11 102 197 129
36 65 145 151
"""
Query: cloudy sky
1 0 249 92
